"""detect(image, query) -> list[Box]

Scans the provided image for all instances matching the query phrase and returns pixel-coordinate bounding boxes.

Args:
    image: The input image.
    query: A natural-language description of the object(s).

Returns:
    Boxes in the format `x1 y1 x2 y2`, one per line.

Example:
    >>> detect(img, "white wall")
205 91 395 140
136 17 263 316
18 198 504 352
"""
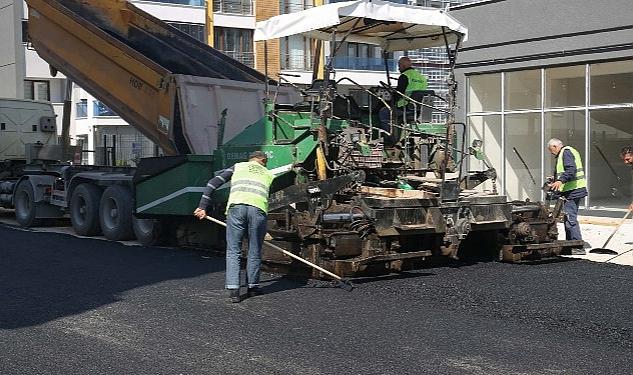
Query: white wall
0 0 25 99
131 0 205 23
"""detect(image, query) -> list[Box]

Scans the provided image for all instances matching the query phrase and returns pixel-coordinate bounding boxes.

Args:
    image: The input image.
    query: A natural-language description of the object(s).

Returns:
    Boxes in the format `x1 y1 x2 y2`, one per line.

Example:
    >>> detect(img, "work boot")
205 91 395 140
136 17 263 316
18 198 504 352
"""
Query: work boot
228 289 241 303
247 287 263 298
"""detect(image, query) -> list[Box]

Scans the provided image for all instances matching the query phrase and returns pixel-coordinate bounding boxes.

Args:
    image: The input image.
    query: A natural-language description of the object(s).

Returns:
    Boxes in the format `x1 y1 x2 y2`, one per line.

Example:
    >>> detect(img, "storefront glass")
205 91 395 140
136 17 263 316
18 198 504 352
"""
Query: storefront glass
590 61 633 105
504 70 541 110
588 108 633 208
504 113 542 202
467 59 633 210
468 74 501 113
545 66 585 108
468 115 502 192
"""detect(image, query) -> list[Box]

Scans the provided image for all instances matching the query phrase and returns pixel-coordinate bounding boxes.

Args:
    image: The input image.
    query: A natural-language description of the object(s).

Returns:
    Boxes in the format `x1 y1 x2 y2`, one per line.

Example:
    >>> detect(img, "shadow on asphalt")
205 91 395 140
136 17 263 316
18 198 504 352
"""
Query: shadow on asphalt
0 225 223 330
351 271 437 285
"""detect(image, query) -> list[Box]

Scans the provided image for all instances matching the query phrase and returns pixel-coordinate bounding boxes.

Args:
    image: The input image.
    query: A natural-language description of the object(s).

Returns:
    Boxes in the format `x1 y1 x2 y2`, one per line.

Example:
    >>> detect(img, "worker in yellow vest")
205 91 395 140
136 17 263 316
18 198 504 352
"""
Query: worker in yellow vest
378 56 428 144
547 138 588 254
194 151 274 303
620 146 633 211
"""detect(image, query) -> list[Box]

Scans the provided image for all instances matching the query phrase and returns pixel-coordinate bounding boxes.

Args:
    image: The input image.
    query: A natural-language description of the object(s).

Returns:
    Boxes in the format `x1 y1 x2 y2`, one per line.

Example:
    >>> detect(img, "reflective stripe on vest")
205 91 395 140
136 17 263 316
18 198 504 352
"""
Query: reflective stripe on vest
226 161 274 214
397 68 428 108
556 146 587 192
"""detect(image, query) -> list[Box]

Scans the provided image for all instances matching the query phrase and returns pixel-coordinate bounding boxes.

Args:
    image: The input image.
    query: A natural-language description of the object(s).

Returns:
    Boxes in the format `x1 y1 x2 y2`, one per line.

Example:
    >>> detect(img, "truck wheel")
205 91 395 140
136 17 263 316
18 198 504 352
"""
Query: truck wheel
70 183 102 236
133 217 165 246
100 185 135 241
14 181 40 227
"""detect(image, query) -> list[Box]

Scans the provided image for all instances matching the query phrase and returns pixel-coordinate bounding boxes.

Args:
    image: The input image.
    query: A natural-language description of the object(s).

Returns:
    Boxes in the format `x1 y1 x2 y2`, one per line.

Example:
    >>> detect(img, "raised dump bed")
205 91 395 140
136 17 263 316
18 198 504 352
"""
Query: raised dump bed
25 0 297 156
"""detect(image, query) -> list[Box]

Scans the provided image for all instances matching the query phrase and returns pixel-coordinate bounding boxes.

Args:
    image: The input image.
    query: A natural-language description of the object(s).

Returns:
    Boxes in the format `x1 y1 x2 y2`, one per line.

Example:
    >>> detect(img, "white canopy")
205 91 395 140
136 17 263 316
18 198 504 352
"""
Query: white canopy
254 0 468 52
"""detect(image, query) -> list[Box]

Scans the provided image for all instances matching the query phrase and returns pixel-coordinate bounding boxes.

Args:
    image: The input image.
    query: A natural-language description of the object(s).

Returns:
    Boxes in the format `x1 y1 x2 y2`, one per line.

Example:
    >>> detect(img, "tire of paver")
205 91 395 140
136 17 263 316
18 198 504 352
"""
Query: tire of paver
132 216 165 246
70 183 102 236
99 185 135 241
14 180 40 227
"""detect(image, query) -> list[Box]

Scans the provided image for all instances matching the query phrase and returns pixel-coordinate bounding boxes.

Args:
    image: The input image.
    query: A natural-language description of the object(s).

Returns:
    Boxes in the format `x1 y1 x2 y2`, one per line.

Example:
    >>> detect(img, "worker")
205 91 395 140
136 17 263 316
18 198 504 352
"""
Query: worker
620 146 633 211
546 138 587 254
193 151 274 303
378 56 428 144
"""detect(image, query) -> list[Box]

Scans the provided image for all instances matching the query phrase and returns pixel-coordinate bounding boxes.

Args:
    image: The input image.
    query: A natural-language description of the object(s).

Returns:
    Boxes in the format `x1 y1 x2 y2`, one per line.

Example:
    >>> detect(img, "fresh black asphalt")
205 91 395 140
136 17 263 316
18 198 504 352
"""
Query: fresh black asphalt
1 223 632 374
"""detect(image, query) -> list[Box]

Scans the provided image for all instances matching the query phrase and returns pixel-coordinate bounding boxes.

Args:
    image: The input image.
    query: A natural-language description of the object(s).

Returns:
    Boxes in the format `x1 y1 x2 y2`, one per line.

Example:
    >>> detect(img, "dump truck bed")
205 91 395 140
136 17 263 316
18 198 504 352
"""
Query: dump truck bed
25 0 297 156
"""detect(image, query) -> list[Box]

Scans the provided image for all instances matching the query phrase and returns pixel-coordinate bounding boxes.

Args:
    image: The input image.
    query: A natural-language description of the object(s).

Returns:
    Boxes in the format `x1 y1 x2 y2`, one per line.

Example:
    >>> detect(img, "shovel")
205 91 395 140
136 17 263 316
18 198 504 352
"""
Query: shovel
204 215 354 291
589 209 632 255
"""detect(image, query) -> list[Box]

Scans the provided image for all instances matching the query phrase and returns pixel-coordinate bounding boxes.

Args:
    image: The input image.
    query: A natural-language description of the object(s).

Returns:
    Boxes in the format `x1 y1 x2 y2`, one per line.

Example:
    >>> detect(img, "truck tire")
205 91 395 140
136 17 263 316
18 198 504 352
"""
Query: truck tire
14 180 40 227
70 183 102 236
132 217 165 246
100 185 135 241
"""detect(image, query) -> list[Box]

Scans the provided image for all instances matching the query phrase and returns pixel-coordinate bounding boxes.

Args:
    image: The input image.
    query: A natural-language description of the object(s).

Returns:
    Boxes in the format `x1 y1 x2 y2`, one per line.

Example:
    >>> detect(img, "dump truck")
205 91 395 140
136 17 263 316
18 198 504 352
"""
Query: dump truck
3 0 584 278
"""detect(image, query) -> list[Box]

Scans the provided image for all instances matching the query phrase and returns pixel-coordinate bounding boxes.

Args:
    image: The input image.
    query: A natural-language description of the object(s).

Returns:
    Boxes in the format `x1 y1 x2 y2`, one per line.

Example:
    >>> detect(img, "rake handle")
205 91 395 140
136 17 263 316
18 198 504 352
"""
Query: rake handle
204 215 344 281
600 209 632 249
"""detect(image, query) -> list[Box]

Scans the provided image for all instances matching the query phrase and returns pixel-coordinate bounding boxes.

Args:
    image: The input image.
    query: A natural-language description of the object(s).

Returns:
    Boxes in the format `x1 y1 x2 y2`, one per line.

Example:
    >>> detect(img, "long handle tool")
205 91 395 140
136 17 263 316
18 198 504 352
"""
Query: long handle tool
205 215 354 291
512 147 538 189
589 209 632 255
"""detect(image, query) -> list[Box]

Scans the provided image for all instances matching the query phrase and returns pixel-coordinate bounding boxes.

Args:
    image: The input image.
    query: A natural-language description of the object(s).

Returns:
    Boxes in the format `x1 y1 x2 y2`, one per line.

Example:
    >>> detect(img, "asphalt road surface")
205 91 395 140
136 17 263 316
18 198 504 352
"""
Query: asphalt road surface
1 224 632 375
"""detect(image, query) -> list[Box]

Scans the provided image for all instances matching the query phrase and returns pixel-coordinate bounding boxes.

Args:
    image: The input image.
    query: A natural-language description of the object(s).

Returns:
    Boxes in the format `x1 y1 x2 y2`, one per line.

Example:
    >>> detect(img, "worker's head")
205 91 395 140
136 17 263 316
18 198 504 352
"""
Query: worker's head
620 146 633 165
249 150 268 166
398 56 412 73
547 138 564 156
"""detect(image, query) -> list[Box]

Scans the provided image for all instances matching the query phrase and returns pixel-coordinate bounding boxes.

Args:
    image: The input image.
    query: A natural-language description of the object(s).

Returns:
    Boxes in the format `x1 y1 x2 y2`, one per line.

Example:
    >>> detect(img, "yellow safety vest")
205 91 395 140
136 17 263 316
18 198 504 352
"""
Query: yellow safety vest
226 161 274 214
397 68 428 108
556 146 587 192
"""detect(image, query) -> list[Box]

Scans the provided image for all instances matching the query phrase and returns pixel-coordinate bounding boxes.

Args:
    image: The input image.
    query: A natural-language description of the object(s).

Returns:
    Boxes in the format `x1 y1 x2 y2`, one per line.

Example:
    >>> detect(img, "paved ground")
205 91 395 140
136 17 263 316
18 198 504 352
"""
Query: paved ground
1 224 633 374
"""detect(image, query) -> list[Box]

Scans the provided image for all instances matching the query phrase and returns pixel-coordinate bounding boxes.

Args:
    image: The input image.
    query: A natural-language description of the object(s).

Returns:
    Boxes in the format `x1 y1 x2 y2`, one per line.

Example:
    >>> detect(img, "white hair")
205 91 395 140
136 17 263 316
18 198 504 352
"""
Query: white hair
547 138 563 148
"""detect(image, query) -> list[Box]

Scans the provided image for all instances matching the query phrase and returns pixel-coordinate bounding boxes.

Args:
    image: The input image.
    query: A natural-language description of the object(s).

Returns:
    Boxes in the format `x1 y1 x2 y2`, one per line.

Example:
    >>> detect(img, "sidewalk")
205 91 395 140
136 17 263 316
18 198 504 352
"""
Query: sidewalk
560 217 633 266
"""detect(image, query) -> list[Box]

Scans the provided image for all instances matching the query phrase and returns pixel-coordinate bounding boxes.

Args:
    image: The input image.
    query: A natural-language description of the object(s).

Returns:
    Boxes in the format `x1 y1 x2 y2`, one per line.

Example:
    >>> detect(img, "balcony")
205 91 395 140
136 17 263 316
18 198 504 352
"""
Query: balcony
281 53 314 71
333 56 397 72
213 0 253 15
219 50 255 68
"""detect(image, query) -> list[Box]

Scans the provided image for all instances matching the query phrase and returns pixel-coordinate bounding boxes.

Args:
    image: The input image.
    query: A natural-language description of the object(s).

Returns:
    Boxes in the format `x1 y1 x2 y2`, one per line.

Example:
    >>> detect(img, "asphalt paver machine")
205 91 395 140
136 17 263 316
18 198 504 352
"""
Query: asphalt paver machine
13 0 584 278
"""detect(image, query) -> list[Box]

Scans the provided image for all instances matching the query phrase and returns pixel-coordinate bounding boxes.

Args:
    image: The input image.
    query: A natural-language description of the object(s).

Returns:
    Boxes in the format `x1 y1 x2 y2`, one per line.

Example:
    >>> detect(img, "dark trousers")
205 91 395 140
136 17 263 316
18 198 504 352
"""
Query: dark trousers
563 198 583 241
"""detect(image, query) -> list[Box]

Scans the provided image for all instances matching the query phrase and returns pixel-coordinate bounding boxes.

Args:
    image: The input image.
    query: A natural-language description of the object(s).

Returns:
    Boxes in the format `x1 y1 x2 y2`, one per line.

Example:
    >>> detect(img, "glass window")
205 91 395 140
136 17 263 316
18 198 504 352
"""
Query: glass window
545 66 585 108
147 0 204 6
588 108 633 208
468 74 501 113
280 35 313 71
213 0 253 15
76 99 88 118
544 111 586 181
93 101 117 117
504 113 542 201
214 27 254 67
24 80 50 101
168 22 205 42
505 70 541 110
468 115 502 192
21 20 28 44
590 60 633 105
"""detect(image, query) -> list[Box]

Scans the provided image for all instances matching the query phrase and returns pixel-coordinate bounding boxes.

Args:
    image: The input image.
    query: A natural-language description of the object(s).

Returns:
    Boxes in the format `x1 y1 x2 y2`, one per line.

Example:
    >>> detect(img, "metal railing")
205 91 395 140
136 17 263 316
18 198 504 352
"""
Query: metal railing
219 50 255 68
333 56 397 72
212 0 253 15
148 0 205 6
280 53 314 71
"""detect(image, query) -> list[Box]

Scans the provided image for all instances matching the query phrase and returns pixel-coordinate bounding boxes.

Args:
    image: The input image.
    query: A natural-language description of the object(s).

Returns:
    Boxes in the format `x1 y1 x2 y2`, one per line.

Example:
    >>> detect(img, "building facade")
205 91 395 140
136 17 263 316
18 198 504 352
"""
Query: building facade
451 0 633 211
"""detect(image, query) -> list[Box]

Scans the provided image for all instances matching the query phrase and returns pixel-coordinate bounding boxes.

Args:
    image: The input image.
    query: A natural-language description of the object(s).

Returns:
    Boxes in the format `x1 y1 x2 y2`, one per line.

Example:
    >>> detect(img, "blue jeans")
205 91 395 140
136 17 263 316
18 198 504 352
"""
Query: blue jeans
563 198 583 241
225 204 267 289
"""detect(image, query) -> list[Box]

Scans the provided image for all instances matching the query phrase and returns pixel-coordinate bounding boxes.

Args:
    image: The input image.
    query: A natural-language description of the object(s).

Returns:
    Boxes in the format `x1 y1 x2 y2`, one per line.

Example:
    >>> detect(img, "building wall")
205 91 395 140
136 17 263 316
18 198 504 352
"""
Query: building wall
0 0 25 99
255 0 281 78
451 0 633 211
